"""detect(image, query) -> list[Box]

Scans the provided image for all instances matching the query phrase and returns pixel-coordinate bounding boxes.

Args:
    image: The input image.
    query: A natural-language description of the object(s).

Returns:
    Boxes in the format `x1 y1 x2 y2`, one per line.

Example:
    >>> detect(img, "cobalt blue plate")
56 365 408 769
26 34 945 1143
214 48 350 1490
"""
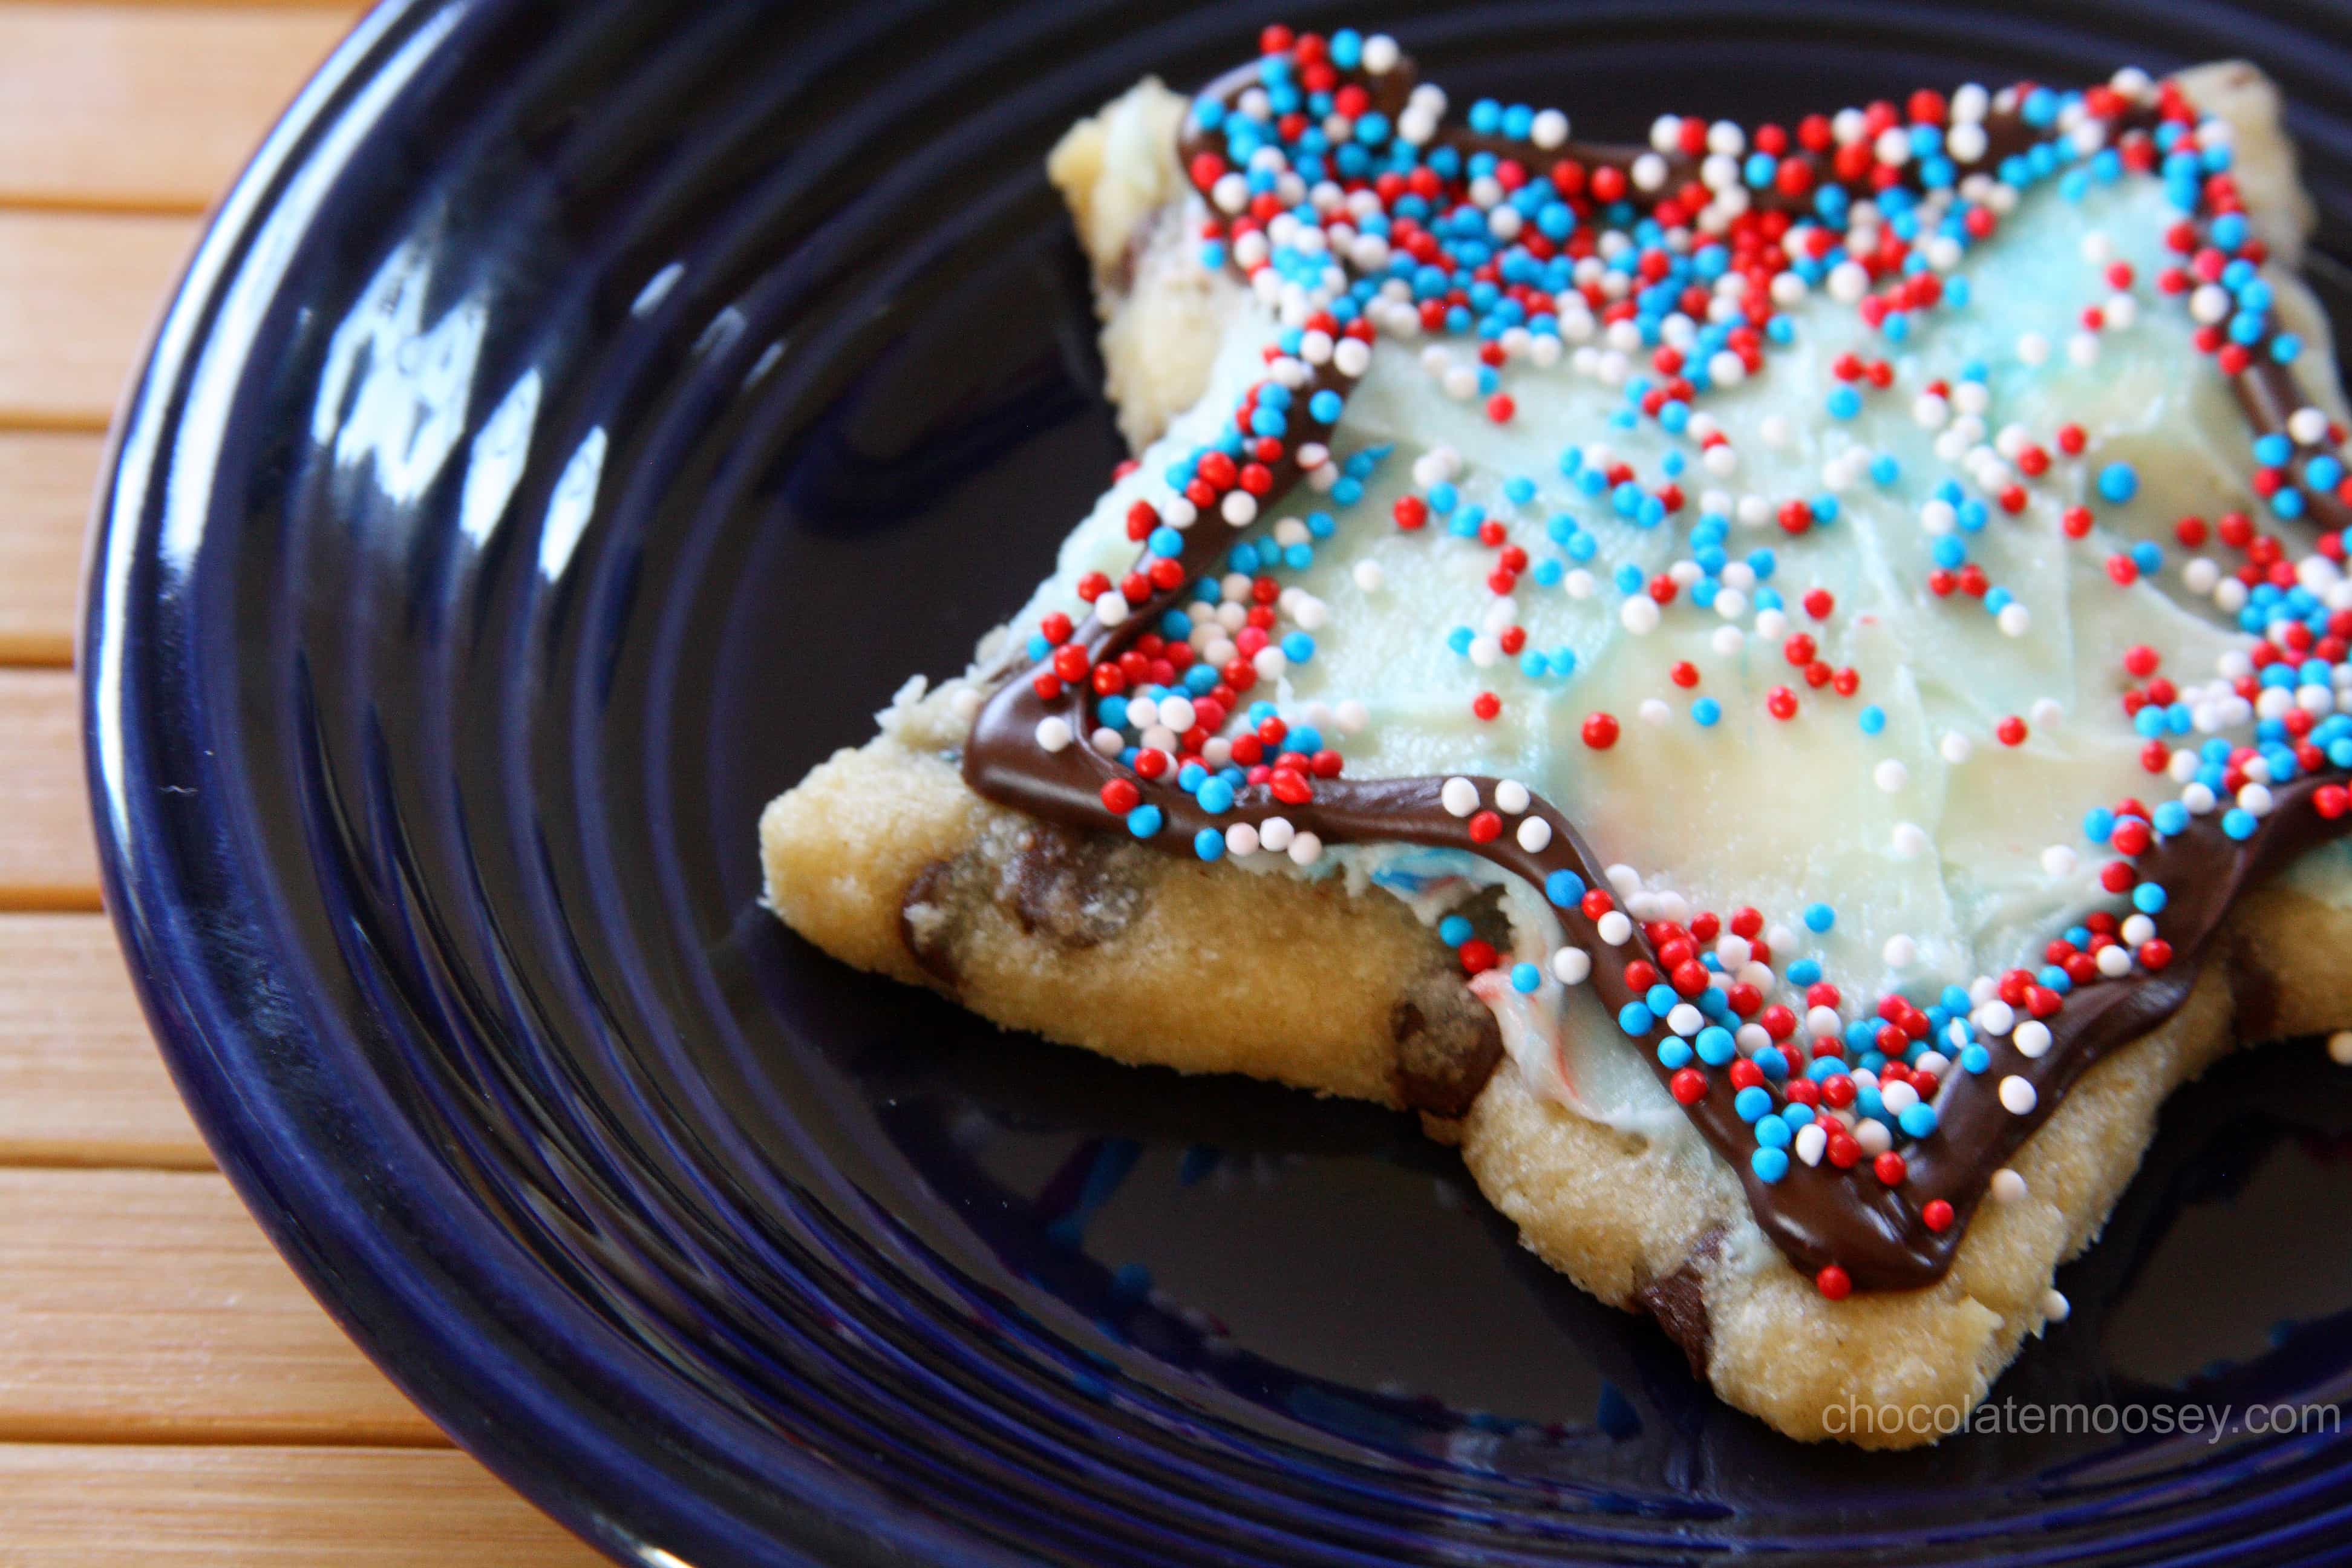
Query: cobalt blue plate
83 1 2352 1562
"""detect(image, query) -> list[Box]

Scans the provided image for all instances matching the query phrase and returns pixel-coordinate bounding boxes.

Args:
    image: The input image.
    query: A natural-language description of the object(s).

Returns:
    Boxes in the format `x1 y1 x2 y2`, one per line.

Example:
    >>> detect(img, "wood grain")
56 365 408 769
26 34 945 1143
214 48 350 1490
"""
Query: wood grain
0 671 100 909
0 1168 445 1445
0 1445 607 1566
0 211 197 430
0 5 352 212
0 432 100 666
0 913 209 1168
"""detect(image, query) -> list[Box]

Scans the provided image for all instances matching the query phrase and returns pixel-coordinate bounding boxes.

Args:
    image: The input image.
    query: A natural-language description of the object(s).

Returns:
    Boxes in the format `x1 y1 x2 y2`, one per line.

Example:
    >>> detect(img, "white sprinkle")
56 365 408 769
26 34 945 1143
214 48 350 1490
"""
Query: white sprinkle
2122 912 2156 946
1806 1004 1843 1038
1976 999 2016 1037
1034 717 1073 752
1258 816 1295 852
2016 331 2051 366
1287 831 1323 866
1334 699 1369 734
1855 1118 1893 1157
1998 603 2032 637
1668 1003 1705 1036
2012 1020 2053 1059
1873 759 1910 794
1350 558 1383 593
1332 337 1371 377
2329 1030 2352 1066
1621 596 1661 635
2040 844 2077 877
1880 1079 1920 1116
1220 490 1257 526
1596 910 1634 946
1091 727 1124 756
1999 1075 2039 1115
1990 1168 2028 1204
1493 779 1531 814
1883 935 1918 969
1224 822 1260 857
1361 33 1399 73
2290 406 2331 445
1639 697 1672 725
1516 815 1553 853
1156 696 1195 734
1939 730 1973 765
1440 777 1480 817
2096 944 2133 977
1892 822 1930 859
1606 864 1641 894
2041 1288 2071 1324
1530 108 1569 149
1552 946 1592 985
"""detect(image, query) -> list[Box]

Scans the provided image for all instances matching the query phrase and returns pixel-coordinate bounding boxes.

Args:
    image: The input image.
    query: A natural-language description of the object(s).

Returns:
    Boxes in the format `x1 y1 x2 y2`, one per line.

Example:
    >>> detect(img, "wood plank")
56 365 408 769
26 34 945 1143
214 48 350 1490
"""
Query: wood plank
0 1168 446 1445
0 431 101 667
0 913 209 1168
0 211 197 430
0 1445 604 1566
0 5 352 212
0 670 100 909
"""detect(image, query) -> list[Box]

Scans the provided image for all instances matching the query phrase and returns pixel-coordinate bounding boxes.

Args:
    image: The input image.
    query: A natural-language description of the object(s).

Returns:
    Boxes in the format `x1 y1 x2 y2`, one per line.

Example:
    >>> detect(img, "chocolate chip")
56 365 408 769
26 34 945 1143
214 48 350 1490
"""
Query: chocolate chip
998 825 1144 949
1635 1224 1723 1378
1388 972 1504 1118
898 857 970 988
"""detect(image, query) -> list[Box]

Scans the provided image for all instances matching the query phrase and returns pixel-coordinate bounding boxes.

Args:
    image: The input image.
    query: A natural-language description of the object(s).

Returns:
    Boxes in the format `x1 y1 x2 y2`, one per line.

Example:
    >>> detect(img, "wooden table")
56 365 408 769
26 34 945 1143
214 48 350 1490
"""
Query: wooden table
0 5 605 1561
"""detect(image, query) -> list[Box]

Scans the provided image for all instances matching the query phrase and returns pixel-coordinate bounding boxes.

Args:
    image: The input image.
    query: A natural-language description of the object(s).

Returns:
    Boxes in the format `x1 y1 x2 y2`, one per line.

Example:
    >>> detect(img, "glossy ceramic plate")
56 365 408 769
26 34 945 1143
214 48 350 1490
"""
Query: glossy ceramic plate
84 1 2352 1562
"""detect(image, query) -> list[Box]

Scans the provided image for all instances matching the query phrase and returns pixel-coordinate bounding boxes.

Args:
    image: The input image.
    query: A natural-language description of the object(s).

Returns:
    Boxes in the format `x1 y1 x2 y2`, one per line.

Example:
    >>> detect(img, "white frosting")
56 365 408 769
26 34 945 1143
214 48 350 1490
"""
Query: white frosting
1001 167 2350 1135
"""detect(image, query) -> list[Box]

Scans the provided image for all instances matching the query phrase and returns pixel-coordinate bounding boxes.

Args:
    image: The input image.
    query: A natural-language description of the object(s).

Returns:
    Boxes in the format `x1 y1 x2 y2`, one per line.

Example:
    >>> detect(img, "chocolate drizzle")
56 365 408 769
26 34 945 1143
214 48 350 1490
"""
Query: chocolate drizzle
963 45 2352 1291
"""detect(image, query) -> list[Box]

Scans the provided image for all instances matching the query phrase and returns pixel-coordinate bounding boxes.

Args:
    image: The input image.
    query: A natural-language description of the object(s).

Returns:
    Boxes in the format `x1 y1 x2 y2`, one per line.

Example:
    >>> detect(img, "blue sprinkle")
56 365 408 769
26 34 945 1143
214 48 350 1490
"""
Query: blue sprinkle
1618 1002 1656 1036
1752 1147 1791 1183
1859 705 1887 736
1438 915 1475 947
1804 903 1836 933
1734 1085 1774 1123
2134 883 2169 913
1696 1027 1737 1067
1546 870 1586 907
1899 1103 1939 1139
2097 462 2139 505
1511 962 1543 994
1755 1116 1792 1149
1693 696 1722 727
1658 1038 1694 1069
1126 805 1163 838
1192 828 1225 861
